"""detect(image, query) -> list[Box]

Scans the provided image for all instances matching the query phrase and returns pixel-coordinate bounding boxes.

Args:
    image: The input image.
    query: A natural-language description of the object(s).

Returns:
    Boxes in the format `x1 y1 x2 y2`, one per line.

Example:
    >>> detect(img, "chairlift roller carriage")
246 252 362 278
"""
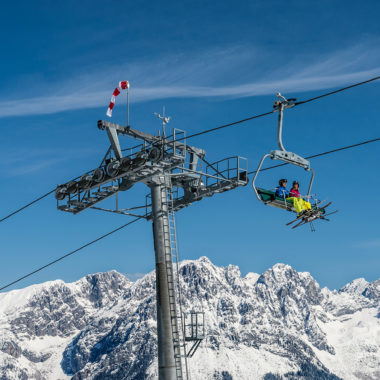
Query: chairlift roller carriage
251 93 337 230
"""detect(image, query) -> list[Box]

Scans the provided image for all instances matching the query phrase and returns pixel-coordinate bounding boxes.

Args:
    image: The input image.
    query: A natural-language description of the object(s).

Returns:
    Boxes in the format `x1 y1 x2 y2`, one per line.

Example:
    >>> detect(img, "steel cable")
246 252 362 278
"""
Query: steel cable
294 76 380 106
182 75 380 141
0 190 55 223
247 137 380 175
1 137 379 290
0 216 142 291
1 77 379 289
1 75 379 223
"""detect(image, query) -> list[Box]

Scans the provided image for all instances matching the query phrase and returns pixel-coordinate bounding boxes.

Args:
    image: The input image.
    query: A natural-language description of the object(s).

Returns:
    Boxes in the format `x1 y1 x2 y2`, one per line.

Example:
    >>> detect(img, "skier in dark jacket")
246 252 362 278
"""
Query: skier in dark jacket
275 179 289 198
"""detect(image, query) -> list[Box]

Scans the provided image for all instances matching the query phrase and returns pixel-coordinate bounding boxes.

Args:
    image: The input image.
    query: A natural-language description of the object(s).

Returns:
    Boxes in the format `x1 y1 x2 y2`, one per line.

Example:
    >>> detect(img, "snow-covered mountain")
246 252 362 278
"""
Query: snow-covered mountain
0 257 379 380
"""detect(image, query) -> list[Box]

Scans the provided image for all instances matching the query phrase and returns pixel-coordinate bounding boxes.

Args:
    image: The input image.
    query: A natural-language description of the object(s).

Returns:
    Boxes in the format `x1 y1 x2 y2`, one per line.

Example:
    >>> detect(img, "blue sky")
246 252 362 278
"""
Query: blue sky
1 0 379 291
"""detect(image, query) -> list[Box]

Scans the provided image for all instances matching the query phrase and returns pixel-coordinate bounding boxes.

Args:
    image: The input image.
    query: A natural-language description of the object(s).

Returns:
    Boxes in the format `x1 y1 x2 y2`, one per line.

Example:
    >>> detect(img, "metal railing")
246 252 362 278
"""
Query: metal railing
205 156 248 187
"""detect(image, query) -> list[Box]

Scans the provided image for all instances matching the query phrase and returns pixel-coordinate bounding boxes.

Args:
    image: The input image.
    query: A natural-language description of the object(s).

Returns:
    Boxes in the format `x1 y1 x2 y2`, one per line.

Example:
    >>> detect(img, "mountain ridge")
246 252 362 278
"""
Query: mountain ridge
0 257 379 379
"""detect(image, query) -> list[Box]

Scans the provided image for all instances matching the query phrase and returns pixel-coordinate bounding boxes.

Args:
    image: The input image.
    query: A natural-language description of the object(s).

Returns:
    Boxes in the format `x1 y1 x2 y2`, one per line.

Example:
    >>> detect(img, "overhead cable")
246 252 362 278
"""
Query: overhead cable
186 110 274 140
0 168 96 224
184 75 380 141
0 216 142 292
247 137 380 175
294 76 380 106
1 137 379 290
0 190 55 223
1 75 379 224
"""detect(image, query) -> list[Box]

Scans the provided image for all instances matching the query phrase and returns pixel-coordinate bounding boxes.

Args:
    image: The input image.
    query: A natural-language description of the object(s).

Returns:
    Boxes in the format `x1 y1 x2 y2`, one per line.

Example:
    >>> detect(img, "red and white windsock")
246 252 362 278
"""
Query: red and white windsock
106 80 130 117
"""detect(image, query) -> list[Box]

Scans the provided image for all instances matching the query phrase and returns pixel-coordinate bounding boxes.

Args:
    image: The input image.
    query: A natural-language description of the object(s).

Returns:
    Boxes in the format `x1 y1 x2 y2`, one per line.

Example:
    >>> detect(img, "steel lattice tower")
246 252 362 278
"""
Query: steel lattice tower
55 116 248 380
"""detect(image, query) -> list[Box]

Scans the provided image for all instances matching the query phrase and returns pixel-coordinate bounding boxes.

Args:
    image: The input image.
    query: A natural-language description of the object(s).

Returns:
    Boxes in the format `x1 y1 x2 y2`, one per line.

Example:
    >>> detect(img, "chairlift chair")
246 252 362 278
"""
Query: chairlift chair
251 93 336 229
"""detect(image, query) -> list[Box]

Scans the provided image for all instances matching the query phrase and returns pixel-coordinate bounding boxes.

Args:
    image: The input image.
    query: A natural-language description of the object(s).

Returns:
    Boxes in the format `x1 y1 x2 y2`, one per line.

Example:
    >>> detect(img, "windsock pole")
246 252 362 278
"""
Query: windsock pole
127 87 130 127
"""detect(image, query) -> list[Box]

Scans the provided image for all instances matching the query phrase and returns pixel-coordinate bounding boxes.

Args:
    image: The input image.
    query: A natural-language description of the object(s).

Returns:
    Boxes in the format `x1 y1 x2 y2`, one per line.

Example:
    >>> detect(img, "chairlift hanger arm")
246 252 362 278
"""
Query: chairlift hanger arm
271 93 311 170
273 93 296 152
277 102 286 151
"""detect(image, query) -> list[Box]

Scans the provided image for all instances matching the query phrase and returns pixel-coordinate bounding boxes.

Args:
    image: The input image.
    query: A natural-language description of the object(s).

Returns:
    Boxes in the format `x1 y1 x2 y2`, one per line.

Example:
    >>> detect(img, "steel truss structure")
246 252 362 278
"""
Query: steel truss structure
55 117 248 380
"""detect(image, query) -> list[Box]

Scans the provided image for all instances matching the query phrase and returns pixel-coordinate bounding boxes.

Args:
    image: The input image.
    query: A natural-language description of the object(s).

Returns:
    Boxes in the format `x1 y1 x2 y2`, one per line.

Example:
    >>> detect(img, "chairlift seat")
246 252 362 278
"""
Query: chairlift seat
257 188 295 212
257 188 326 214
258 187 292 202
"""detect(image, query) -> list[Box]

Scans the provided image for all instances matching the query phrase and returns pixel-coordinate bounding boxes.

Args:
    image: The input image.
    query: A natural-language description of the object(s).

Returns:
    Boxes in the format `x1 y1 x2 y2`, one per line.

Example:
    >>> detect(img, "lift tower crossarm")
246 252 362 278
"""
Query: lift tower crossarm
99 119 162 142
98 119 205 157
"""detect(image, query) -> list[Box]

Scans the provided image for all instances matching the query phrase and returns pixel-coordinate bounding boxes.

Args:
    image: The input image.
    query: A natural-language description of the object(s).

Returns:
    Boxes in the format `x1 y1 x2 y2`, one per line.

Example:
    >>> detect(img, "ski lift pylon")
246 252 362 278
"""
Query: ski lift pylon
252 93 315 211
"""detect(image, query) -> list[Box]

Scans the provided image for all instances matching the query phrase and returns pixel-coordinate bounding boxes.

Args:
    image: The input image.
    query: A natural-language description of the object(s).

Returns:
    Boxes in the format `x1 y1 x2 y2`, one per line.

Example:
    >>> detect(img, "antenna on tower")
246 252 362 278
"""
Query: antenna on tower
154 106 171 137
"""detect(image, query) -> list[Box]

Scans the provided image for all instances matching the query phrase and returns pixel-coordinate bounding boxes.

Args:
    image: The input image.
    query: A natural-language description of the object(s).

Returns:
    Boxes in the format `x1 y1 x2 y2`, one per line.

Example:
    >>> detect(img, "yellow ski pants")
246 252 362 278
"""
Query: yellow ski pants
286 197 312 214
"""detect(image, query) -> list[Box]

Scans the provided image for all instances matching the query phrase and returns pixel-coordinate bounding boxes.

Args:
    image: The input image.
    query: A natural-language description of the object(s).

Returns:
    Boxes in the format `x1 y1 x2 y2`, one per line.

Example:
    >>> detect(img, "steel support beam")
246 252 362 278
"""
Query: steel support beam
151 180 177 380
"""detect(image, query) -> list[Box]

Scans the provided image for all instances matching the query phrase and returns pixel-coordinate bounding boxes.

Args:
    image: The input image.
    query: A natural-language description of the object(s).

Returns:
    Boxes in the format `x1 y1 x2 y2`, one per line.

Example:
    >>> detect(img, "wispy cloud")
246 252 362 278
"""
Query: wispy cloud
0 42 379 118
0 147 97 176
356 239 380 249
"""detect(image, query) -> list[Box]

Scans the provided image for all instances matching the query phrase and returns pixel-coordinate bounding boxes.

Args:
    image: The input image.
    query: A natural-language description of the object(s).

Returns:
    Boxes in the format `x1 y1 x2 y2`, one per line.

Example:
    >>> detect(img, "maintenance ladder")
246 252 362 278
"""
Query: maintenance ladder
160 184 188 380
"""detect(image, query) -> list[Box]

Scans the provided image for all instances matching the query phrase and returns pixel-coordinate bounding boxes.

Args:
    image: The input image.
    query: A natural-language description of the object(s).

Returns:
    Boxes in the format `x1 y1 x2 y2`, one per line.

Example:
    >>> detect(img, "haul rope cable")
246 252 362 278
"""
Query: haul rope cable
0 148 112 223
183 75 380 141
247 137 380 175
3 136 378 224
0 216 143 291
1 75 379 224
0 190 55 223
0 78 379 289
1 135 379 291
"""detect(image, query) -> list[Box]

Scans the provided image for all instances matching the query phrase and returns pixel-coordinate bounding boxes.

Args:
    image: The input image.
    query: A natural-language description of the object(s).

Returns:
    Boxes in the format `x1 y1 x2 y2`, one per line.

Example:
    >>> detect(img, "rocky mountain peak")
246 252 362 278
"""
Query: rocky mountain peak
340 277 369 296
362 279 380 301
256 263 322 306
243 272 260 285
0 258 379 380
77 270 131 308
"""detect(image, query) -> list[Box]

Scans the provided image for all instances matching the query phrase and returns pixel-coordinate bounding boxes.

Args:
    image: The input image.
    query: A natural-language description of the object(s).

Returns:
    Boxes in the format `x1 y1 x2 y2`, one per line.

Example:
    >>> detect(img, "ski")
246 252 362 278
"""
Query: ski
286 202 335 229
292 219 307 229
